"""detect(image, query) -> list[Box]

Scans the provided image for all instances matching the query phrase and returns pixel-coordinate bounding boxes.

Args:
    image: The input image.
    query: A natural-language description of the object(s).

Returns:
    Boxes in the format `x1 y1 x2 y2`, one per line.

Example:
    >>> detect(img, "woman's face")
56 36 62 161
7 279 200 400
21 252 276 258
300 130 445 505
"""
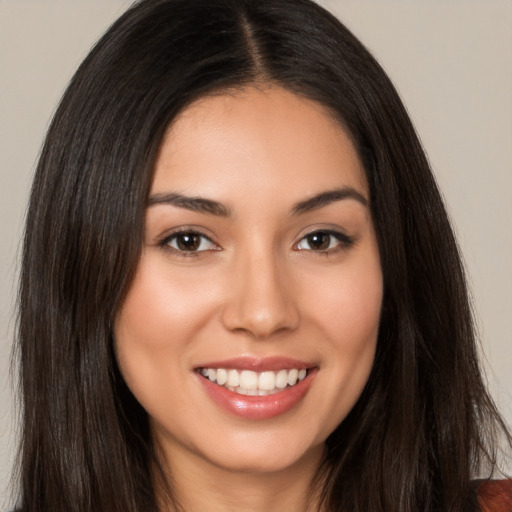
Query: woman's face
115 87 383 475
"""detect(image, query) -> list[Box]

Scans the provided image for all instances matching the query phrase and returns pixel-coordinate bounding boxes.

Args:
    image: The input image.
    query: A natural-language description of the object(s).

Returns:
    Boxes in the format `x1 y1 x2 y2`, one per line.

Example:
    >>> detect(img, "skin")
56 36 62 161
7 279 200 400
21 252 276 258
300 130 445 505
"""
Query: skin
115 86 383 511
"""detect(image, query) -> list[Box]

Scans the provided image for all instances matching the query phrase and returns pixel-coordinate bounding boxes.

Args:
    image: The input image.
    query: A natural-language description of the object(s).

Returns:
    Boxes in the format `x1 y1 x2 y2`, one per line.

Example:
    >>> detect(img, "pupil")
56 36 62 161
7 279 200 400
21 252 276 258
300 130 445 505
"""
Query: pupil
308 232 329 250
177 234 200 251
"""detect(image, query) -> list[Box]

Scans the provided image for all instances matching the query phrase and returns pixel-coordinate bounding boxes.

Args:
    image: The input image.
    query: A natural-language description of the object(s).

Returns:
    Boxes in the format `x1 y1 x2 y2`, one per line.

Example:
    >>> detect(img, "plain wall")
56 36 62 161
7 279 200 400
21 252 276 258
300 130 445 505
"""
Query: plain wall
1 0 511 507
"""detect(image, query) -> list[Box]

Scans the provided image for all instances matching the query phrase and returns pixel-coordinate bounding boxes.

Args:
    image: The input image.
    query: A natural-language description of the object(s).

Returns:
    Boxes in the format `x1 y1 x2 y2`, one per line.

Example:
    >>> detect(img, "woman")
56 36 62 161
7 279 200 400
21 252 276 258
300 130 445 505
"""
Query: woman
14 0 511 511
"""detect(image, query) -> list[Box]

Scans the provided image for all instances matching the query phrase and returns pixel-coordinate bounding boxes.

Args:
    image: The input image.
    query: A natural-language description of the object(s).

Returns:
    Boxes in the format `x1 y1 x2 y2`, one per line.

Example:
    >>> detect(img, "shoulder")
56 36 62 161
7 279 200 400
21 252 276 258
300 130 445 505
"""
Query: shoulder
476 479 512 512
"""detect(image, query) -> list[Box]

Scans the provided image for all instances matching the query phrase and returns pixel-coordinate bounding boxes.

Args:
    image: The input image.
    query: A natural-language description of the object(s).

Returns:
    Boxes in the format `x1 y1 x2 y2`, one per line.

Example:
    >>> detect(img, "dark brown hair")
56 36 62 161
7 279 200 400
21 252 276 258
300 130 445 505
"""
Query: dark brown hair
15 0 510 511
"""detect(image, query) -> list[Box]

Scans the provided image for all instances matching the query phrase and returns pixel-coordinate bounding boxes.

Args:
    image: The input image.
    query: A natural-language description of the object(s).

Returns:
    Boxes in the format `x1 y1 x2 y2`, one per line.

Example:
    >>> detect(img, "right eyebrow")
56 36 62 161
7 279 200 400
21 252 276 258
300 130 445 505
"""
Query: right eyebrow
291 187 368 215
147 192 231 217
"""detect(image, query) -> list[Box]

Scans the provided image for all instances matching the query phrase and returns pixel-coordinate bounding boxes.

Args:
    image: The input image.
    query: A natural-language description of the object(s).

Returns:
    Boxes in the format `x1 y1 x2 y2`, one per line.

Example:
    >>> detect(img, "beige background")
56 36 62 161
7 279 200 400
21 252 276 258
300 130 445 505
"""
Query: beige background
1 0 511 507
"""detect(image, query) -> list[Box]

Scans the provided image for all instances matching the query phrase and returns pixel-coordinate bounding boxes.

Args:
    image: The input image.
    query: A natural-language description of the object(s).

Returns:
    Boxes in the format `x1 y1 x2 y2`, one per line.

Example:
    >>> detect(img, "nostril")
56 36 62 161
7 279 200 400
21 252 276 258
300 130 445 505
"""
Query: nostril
221 291 300 339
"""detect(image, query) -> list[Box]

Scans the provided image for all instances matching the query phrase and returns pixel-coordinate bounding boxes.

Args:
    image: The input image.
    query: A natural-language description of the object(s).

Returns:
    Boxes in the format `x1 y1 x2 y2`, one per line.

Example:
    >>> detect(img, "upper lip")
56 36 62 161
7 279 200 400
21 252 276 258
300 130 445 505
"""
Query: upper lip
195 356 316 372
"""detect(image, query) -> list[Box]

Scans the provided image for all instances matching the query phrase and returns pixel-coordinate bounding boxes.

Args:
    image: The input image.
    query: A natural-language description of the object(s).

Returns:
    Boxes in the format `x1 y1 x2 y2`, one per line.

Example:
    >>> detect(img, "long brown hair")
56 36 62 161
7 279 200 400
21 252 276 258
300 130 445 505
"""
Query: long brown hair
15 0 510 511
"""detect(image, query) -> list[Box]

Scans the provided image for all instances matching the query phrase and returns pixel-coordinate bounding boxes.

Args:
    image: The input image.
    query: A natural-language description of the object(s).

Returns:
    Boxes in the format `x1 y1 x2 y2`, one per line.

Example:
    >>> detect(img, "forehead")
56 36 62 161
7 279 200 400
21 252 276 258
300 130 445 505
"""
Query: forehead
151 86 368 203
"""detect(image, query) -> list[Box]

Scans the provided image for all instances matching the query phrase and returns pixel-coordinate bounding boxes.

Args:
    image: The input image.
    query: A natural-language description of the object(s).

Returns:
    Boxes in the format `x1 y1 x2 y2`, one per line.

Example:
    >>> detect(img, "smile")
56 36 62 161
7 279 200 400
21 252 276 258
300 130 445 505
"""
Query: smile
199 368 308 396
195 358 318 420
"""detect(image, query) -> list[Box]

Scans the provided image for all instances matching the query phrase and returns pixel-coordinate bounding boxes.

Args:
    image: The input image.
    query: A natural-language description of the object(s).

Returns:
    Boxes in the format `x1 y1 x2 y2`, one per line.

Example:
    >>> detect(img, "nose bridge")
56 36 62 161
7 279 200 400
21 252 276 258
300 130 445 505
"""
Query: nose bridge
221 239 299 338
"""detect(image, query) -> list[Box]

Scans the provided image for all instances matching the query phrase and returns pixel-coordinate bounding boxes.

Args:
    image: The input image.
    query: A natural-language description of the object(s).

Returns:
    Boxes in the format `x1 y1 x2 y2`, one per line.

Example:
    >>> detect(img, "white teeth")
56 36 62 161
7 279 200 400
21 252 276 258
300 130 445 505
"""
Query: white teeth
258 371 276 391
200 367 310 395
227 369 240 387
275 369 288 389
216 368 228 385
239 370 258 390
287 369 299 386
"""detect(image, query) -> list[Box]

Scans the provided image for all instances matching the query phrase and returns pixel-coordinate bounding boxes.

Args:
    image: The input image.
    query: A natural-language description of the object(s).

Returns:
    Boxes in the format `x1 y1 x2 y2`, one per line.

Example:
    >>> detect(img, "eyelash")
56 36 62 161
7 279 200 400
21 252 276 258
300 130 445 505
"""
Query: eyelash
294 229 356 254
158 229 356 257
159 230 218 257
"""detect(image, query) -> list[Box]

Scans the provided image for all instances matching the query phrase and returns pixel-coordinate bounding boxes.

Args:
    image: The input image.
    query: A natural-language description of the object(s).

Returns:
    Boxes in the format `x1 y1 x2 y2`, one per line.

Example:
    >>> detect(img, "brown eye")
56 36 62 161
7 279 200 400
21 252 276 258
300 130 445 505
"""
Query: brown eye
165 232 216 252
176 233 201 251
306 232 330 251
295 230 355 252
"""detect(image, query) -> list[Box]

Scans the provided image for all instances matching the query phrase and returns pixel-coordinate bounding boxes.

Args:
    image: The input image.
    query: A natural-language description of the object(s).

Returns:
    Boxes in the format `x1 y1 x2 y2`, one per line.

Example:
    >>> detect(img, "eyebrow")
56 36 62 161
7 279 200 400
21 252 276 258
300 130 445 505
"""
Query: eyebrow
147 193 231 216
291 187 368 215
147 186 368 217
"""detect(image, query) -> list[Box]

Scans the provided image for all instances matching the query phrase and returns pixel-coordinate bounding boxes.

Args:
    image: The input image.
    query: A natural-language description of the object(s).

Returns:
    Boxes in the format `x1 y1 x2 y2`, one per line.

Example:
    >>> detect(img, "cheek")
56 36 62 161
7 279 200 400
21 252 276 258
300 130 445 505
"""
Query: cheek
113 255 213 408
115 254 217 350
331 269 382 382
299 249 382 430
304 249 383 347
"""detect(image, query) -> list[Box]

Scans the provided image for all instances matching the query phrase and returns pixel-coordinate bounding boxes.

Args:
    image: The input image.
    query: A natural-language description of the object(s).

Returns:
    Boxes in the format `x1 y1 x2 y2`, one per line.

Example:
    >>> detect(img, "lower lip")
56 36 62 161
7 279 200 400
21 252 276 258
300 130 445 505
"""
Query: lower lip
197 369 317 420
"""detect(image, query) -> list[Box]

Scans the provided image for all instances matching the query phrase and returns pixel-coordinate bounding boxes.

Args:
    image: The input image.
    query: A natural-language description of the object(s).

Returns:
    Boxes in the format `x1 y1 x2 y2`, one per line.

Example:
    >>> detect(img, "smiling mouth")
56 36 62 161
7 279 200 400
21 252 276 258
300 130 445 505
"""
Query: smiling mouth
197 367 310 396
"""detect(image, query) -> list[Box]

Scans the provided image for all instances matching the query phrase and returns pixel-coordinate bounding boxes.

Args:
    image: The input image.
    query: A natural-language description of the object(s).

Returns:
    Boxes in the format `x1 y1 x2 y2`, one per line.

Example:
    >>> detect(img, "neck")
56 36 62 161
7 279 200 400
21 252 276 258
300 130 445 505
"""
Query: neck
154 443 327 512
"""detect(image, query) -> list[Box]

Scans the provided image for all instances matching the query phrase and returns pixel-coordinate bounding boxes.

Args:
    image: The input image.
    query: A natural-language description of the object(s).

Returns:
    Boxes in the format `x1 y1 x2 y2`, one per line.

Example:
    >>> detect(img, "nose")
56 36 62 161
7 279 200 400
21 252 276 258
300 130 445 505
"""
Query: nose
221 248 300 339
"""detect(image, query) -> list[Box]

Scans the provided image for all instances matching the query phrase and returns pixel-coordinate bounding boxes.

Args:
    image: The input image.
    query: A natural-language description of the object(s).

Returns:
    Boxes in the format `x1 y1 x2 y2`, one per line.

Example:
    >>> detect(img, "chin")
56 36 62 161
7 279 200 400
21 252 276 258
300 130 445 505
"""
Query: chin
194 430 326 475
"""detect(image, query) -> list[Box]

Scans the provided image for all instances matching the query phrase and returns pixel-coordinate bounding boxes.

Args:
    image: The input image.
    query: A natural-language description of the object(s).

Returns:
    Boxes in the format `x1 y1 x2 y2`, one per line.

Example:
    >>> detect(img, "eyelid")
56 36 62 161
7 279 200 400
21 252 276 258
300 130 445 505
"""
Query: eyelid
294 228 356 253
158 228 220 256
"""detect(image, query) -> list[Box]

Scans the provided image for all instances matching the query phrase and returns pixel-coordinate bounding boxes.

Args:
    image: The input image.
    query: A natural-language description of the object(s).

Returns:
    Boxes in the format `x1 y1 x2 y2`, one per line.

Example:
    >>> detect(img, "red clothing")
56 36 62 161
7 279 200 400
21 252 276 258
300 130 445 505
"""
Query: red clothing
477 479 512 512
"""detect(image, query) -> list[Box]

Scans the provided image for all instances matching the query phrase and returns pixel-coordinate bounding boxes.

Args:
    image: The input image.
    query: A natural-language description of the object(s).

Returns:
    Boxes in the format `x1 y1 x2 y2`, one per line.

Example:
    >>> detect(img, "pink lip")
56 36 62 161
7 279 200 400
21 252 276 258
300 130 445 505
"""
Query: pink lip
196 365 318 420
195 356 315 372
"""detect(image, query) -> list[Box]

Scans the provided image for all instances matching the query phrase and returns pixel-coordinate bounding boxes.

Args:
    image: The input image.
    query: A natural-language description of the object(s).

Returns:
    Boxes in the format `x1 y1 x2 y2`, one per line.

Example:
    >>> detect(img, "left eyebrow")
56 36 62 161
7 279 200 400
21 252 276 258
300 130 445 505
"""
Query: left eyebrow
291 187 368 215
147 192 231 217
